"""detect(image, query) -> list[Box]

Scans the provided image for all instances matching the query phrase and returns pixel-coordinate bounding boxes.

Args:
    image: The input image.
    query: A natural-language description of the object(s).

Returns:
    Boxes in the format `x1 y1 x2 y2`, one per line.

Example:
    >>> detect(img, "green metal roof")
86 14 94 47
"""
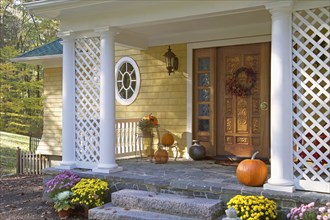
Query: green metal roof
17 38 62 58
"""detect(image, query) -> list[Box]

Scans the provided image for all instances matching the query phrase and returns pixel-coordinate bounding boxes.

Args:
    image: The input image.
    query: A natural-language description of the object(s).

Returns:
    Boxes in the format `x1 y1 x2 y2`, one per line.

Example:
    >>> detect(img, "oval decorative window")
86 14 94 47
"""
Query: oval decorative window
115 57 140 105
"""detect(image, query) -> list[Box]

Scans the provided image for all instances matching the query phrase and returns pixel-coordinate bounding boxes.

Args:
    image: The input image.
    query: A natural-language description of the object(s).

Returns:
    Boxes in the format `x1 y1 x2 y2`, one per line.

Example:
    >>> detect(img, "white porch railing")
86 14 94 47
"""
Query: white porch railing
115 118 142 159
75 118 142 168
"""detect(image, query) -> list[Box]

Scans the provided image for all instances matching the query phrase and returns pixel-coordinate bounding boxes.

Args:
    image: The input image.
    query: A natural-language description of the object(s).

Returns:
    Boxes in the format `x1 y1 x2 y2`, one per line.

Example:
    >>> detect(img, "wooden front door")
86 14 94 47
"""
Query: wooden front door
193 43 270 159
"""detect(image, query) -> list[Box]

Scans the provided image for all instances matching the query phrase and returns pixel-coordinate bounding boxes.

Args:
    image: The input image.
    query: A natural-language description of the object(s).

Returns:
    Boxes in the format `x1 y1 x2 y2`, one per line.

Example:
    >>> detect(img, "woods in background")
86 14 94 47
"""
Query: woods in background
0 0 59 135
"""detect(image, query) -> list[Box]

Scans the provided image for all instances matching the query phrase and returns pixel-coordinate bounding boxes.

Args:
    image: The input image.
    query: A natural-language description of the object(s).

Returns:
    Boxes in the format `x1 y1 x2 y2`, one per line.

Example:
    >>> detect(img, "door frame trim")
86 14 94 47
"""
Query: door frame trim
186 35 271 158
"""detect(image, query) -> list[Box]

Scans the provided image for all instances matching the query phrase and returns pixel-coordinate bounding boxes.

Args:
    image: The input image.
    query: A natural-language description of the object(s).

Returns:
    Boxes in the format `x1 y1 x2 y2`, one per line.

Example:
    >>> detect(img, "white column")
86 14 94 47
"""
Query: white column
264 2 295 192
93 27 122 173
58 31 76 169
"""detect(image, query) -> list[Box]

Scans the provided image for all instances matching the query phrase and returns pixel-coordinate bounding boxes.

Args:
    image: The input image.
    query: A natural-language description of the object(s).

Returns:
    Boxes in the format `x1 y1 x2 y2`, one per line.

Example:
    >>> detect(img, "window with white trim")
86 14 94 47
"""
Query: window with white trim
115 57 140 105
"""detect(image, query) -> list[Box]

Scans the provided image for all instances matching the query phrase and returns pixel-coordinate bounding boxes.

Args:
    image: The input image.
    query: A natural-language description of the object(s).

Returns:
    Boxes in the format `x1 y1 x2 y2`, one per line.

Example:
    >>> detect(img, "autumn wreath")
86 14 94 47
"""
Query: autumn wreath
226 67 257 96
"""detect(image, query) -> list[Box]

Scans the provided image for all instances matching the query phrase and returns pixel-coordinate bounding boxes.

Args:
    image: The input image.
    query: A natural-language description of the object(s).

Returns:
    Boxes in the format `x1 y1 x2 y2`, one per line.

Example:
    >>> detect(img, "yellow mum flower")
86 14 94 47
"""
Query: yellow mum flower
71 178 109 209
226 195 277 220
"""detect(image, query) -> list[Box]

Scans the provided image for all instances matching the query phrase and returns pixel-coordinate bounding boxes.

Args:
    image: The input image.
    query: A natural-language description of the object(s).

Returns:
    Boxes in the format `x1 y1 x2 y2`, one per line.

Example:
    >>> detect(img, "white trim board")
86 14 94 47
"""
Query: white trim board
11 55 63 68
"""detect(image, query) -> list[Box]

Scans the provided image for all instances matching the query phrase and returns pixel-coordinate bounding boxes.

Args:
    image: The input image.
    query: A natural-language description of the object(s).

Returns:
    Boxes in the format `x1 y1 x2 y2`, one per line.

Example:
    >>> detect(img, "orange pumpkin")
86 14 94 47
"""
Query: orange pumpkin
161 132 174 146
236 151 268 186
143 113 158 125
154 149 168 164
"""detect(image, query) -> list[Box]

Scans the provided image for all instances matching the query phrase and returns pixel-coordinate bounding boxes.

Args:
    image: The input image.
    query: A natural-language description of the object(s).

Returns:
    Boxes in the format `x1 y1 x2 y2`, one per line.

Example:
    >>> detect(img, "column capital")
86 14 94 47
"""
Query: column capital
94 26 119 36
57 31 76 40
265 1 293 14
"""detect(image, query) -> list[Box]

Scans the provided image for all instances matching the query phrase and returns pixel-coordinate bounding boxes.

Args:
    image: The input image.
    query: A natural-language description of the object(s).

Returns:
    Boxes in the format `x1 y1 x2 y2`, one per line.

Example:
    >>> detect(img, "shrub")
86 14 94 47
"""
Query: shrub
227 195 277 220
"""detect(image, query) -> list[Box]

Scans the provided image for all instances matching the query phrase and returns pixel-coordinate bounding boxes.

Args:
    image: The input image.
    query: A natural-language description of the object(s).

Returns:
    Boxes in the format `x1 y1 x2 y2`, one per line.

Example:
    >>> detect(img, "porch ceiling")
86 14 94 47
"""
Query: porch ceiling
25 0 272 48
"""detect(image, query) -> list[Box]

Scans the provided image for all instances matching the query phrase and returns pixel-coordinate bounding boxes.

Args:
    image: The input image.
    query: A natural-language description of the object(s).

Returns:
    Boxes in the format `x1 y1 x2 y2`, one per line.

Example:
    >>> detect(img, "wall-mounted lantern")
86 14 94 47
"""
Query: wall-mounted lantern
163 46 179 75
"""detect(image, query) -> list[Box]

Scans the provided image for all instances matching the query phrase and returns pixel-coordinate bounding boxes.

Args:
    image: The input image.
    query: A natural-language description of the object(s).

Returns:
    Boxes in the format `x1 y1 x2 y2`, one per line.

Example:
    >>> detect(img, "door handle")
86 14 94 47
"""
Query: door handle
260 102 269 111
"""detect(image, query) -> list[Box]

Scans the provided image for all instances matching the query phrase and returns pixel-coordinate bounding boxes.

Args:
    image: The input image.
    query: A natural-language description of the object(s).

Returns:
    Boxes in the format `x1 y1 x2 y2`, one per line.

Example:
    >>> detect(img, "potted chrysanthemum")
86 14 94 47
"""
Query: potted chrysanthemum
227 195 277 220
45 170 81 217
287 202 330 220
71 178 109 217
45 170 81 199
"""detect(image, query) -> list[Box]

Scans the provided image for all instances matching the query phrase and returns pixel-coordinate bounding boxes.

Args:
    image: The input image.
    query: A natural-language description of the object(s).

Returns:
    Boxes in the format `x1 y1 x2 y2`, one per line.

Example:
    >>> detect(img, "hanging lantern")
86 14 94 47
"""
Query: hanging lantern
163 46 179 75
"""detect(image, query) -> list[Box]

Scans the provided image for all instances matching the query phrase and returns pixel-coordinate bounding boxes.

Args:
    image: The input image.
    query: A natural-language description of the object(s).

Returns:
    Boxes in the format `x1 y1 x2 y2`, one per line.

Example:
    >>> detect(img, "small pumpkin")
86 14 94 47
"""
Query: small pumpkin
236 151 268 186
154 149 168 164
161 132 174 146
143 113 158 125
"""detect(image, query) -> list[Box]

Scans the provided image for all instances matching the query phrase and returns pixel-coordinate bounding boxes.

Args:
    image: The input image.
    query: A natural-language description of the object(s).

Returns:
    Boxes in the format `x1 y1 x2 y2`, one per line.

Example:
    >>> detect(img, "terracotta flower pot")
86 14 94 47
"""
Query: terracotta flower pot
58 209 71 218
83 208 89 218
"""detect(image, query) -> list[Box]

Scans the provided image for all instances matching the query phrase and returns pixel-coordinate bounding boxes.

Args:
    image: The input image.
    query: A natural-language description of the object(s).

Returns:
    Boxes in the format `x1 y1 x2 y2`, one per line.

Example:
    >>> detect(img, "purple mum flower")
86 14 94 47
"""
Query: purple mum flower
45 170 81 199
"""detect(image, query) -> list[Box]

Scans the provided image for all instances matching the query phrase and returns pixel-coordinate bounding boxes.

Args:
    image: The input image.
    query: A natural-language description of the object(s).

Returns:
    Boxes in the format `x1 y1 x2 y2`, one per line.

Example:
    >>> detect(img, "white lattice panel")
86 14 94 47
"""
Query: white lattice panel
75 37 101 167
292 7 330 193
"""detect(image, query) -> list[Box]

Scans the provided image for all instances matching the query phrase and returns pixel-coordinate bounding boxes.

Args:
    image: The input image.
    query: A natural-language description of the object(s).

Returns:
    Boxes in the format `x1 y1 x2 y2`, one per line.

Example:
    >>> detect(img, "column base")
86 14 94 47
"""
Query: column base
92 166 123 174
263 183 295 193
57 161 76 170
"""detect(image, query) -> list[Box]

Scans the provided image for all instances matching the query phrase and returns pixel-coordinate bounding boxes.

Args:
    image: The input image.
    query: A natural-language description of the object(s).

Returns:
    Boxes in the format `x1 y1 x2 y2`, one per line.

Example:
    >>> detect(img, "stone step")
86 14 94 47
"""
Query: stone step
89 203 198 220
111 189 222 220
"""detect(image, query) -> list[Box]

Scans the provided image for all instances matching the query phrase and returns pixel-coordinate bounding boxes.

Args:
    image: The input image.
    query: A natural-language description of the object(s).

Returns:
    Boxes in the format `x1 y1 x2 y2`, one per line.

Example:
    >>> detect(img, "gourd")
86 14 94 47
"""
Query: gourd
154 149 168 164
161 132 174 146
236 151 268 186
143 113 158 125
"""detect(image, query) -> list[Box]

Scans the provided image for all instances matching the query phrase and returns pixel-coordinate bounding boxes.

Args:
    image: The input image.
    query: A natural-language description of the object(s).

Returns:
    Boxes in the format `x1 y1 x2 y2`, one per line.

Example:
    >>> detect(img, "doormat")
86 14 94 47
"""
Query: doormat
214 160 240 166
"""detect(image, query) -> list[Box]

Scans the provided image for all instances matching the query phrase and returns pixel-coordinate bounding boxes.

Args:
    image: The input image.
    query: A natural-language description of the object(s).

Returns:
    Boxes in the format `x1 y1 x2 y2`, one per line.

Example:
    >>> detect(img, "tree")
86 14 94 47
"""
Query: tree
0 0 59 135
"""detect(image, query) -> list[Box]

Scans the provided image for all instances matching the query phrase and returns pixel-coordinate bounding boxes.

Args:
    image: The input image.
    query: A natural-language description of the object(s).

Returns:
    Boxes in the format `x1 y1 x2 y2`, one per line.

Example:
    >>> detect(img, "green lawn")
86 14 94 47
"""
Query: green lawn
0 131 29 176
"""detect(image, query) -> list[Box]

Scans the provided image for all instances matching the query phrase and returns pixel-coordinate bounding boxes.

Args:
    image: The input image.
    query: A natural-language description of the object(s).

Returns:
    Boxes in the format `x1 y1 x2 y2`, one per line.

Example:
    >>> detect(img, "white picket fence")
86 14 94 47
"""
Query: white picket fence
16 147 50 175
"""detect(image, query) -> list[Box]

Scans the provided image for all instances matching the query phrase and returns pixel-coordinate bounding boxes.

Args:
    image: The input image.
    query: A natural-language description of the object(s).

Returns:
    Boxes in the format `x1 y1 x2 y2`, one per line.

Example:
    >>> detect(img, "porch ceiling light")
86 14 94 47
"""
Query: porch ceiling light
163 46 178 75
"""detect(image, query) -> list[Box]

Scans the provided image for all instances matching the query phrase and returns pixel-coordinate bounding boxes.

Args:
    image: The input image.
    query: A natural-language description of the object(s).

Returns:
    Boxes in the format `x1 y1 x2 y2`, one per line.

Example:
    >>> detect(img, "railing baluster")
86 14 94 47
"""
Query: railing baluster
120 122 124 153
116 123 121 155
124 122 128 153
114 118 140 158
128 122 132 153
122 122 125 154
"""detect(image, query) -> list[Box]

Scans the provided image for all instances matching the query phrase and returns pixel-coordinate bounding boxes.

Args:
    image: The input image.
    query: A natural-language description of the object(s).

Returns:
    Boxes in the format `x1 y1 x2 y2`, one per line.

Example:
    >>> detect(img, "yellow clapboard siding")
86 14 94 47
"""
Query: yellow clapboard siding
41 44 188 156
38 67 63 155
115 44 188 155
